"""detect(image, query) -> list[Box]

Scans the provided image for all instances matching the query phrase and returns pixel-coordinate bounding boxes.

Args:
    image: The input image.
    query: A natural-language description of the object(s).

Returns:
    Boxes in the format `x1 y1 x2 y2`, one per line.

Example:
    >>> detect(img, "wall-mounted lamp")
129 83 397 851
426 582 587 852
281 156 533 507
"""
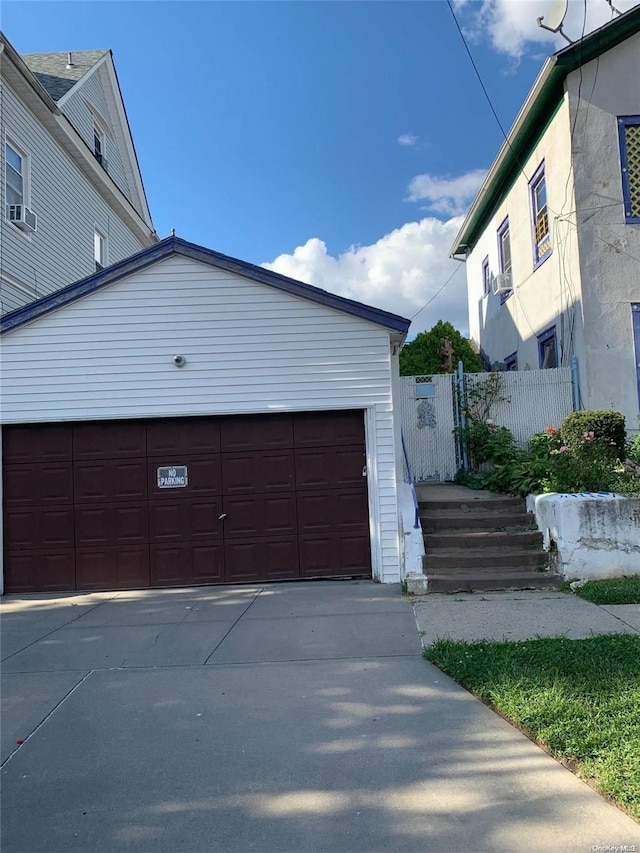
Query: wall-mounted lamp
172 354 186 367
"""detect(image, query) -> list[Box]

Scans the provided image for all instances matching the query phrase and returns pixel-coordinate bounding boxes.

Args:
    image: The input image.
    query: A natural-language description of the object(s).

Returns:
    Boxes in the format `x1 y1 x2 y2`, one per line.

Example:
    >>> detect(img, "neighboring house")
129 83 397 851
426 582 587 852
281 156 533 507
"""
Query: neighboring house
0 32 157 314
0 236 410 594
450 7 640 433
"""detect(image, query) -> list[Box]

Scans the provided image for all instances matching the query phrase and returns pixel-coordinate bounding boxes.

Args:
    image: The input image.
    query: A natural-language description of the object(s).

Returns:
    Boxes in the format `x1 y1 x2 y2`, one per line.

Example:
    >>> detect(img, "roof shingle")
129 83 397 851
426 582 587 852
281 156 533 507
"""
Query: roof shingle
21 49 108 100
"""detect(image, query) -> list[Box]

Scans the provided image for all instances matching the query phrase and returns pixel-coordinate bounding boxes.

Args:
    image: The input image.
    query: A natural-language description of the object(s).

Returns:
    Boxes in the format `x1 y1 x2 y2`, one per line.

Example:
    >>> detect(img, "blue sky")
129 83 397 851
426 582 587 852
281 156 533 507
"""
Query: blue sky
4 0 638 335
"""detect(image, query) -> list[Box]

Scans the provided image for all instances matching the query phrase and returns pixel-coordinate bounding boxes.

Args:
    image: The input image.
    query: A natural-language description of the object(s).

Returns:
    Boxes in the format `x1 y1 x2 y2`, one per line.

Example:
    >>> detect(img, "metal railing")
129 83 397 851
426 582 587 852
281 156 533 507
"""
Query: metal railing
401 431 420 529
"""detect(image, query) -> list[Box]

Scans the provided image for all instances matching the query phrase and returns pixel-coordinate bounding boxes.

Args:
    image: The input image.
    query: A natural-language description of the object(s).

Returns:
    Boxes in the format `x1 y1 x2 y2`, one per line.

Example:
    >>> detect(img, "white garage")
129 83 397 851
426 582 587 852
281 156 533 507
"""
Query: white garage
0 236 411 593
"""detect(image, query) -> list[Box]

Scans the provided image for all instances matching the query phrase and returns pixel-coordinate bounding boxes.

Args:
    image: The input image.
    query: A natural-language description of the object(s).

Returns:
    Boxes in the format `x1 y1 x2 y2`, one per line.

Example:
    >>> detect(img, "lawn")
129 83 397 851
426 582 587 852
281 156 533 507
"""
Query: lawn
424 634 640 820
571 576 640 605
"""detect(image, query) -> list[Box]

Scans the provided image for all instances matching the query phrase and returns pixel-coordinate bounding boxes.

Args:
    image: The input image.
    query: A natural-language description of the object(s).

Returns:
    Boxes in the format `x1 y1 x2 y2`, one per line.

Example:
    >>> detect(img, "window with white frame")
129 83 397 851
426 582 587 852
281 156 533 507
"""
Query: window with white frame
94 228 107 271
5 140 28 210
530 163 551 265
618 116 640 223
93 121 106 168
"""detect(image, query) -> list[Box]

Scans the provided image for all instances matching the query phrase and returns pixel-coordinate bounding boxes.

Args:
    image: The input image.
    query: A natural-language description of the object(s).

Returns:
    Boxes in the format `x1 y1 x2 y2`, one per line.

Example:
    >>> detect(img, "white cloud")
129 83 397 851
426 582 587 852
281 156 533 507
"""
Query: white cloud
263 218 470 337
452 0 640 60
407 169 487 216
397 133 418 146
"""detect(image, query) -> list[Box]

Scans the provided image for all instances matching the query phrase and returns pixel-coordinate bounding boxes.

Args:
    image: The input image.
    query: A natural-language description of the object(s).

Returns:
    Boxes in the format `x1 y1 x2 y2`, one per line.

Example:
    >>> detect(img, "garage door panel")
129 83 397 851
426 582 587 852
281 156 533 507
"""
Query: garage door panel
4 550 76 593
222 494 297 538
3 463 74 507
148 499 223 543
150 542 224 586
297 490 370 535
75 460 147 504
299 533 371 578
4 506 75 550
222 451 295 495
76 546 150 590
225 538 299 583
220 414 293 452
293 411 364 448
73 422 146 460
3 425 72 464
295 446 366 491
147 418 220 457
148 455 222 500
75 503 148 547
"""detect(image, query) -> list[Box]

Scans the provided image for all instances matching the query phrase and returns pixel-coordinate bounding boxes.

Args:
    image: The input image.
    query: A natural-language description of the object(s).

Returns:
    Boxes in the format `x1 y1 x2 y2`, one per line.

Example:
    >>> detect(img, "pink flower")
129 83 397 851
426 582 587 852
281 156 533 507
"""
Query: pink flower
546 426 556 435
488 423 496 430
559 445 570 453
583 431 595 441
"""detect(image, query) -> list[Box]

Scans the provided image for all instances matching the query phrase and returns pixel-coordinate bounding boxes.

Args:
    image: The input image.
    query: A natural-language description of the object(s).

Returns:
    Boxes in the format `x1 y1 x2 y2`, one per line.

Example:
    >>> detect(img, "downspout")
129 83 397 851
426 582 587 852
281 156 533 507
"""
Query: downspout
571 355 581 411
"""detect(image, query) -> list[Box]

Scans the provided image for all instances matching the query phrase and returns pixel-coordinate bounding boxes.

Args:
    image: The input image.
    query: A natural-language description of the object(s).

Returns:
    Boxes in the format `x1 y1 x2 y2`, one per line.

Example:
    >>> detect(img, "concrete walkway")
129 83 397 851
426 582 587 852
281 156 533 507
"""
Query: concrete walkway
2 580 639 852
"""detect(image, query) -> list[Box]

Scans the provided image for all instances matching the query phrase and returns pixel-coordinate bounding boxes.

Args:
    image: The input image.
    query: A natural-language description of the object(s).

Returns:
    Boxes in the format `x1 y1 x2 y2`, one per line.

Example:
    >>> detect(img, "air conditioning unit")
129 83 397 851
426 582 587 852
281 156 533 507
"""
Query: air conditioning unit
94 153 108 172
492 273 512 295
7 205 37 233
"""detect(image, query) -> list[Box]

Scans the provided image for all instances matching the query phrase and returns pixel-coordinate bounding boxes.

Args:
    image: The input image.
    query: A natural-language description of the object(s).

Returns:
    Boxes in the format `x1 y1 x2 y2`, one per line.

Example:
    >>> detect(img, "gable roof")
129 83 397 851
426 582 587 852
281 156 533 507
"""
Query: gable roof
0 236 411 336
450 4 640 257
22 49 108 100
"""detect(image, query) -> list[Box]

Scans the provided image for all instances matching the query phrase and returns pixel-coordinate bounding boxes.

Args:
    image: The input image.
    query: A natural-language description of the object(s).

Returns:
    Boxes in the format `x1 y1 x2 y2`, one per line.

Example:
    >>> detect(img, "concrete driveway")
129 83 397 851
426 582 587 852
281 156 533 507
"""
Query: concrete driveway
2 580 639 852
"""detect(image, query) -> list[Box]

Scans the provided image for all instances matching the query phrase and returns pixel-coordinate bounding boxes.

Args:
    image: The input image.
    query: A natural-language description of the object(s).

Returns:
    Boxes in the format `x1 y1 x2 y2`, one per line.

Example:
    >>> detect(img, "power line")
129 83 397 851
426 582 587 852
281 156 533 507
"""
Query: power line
409 264 463 320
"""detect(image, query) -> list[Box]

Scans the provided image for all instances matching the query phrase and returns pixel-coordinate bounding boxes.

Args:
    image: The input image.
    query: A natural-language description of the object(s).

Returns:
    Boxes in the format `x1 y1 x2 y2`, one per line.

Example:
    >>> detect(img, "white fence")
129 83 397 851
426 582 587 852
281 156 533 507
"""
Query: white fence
400 367 575 482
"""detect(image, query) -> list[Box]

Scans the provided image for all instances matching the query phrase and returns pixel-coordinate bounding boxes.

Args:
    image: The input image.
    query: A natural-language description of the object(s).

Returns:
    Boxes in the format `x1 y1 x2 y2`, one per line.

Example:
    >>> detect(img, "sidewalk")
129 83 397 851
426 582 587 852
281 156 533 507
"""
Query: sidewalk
413 589 640 645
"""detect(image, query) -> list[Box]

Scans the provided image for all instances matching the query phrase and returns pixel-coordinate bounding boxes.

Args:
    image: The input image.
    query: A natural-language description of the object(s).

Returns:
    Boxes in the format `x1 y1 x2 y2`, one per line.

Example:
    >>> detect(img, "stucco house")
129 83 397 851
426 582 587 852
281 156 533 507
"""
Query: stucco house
1 32 157 314
0 236 411 594
450 6 640 434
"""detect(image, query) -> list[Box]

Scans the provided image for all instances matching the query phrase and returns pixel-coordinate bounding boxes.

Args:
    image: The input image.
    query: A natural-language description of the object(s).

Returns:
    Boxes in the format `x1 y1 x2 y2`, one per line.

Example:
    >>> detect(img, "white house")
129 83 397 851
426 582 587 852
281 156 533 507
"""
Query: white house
450 6 640 434
0 237 411 594
0 33 157 314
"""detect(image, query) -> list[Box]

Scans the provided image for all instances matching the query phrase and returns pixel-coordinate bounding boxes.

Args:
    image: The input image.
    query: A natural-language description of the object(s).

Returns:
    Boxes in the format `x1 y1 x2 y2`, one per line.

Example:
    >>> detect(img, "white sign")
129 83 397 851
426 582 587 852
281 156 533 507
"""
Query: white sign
157 466 188 488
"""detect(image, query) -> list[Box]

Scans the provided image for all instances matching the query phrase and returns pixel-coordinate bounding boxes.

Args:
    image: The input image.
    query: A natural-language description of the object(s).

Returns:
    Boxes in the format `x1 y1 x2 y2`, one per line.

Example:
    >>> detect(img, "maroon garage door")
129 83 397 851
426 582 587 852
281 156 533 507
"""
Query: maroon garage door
2 411 371 593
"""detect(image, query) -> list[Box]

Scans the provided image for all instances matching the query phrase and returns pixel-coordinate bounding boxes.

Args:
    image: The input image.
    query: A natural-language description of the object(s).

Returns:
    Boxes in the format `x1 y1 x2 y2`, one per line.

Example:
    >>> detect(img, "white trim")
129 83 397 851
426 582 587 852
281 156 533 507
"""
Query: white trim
4 133 33 242
0 271 37 299
364 405 382 582
55 52 111 109
94 226 108 270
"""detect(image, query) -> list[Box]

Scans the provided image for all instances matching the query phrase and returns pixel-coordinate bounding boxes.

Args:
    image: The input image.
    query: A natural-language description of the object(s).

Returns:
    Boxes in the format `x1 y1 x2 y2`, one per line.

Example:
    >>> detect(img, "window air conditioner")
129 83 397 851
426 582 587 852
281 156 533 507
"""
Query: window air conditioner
7 205 37 233
492 273 512 295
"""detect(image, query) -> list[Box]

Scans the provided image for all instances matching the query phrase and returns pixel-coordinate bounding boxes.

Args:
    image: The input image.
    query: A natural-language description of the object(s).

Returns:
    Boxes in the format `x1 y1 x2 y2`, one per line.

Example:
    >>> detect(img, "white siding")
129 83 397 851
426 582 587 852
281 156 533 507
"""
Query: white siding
0 81 146 313
61 66 132 203
0 255 402 582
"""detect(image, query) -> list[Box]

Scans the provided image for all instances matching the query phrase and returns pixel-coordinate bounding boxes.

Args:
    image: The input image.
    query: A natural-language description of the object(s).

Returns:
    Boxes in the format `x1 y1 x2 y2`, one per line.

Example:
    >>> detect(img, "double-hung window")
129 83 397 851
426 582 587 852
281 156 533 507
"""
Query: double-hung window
618 116 640 223
497 217 512 300
5 141 25 209
504 352 518 371
530 163 551 265
93 121 106 169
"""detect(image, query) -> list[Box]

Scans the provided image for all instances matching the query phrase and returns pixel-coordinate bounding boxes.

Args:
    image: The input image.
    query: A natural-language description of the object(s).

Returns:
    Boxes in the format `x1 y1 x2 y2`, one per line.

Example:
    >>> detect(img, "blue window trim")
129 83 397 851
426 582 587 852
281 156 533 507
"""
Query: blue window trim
497 216 512 303
529 161 552 268
504 352 518 371
537 326 558 369
618 116 640 224
481 256 490 297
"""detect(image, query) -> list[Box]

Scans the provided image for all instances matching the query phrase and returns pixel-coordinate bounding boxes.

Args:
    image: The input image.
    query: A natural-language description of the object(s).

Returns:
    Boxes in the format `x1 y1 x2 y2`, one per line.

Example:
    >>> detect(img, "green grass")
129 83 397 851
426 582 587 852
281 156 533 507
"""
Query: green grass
572 576 640 605
424 634 640 819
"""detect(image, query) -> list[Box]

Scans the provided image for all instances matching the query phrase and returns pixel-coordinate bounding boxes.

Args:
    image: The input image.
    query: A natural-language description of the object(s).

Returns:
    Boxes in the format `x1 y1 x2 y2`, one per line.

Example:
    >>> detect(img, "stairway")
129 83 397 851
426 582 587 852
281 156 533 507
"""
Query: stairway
418 483 561 593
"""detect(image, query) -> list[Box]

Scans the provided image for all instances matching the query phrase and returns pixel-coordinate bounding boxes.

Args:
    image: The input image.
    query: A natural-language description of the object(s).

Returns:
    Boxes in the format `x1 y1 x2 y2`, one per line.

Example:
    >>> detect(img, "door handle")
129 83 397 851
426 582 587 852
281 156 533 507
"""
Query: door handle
218 513 227 520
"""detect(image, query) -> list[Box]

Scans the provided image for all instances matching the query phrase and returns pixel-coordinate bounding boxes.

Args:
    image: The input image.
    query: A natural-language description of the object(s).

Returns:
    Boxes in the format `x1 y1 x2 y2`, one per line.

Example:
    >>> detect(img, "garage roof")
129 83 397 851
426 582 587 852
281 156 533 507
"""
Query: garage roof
1 236 411 336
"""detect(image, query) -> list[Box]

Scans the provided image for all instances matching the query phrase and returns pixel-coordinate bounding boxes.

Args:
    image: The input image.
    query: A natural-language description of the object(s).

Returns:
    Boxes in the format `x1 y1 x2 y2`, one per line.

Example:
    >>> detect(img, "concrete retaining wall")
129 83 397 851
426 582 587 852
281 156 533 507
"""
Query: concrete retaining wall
527 492 640 580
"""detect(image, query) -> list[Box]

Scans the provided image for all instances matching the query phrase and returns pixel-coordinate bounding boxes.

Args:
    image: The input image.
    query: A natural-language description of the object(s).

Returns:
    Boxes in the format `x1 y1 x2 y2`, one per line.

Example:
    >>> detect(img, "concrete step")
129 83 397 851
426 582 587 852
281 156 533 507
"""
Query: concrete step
425 530 544 549
418 497 525 512
421 512 536 531
426 571 562 594
423 549 548 570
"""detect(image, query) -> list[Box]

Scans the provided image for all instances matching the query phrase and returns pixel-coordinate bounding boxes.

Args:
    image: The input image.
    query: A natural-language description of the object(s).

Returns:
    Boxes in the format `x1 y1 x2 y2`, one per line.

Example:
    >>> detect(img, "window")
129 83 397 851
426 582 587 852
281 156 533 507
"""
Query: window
5 142 24 207
537 327 557 369
618 116 640 224
482 256 490 296
530 163 551 265
94 228 107 271
497 217 512 301
93 121 106 168
504 352 518 371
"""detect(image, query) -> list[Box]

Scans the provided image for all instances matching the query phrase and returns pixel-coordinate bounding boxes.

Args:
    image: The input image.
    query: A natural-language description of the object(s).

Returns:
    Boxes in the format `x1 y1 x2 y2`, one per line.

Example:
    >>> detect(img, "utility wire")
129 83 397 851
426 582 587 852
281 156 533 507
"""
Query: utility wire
409 264 463 320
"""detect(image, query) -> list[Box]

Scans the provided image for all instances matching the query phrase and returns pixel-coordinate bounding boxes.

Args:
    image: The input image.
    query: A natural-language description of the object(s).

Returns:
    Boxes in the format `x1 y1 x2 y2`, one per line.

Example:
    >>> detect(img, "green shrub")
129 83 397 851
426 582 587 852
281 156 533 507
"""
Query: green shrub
560 411 626 460
628 434 640 464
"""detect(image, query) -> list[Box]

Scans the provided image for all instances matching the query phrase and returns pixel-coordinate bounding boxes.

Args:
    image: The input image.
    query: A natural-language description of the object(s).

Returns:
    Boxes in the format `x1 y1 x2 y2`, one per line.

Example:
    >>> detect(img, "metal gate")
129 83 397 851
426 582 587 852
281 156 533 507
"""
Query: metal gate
399 375 458 482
